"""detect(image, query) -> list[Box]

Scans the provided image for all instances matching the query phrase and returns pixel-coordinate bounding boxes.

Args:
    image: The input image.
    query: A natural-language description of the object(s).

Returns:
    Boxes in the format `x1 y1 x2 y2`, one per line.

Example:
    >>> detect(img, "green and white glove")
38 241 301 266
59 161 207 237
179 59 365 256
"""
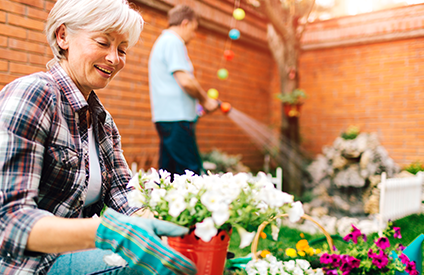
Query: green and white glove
95 208 197 275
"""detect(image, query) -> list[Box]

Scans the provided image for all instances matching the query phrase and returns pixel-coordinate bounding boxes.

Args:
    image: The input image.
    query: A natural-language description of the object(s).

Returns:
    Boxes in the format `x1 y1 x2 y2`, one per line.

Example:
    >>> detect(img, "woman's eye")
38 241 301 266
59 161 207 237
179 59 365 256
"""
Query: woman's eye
119 49 127 55
97 41 108 46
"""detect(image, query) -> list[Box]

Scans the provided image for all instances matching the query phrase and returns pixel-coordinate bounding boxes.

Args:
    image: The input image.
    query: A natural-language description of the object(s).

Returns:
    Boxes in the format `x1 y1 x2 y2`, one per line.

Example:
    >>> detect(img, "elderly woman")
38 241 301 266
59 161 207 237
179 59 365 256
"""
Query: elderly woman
0 0 196 274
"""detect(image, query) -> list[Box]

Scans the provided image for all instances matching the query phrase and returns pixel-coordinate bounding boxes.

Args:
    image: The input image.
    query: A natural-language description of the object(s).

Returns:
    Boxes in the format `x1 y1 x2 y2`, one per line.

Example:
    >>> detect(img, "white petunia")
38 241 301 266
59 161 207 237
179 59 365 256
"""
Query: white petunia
127 172 141 190
127 190 146 208
288 201 304 223
237 227 256 248
150 188 166 207
284 260 296 271
211 203 230 226
194 217 217 242
168 197 187 218
271 224 280 241
103 253 127 267
159 169 171 182
201 190 223 212
296 259 311 270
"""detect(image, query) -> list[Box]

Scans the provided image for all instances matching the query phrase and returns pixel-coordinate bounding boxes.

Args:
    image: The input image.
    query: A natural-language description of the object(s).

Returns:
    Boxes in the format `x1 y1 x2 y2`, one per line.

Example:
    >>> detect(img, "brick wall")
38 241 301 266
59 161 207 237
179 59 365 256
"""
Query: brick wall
299 4 424 166
0 0 277 172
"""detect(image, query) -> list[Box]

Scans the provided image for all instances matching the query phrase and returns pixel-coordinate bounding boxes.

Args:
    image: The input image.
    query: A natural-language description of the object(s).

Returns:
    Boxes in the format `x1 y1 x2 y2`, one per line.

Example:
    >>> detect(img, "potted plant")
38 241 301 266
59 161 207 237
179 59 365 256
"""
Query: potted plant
276 89 307 117
126 169 304 275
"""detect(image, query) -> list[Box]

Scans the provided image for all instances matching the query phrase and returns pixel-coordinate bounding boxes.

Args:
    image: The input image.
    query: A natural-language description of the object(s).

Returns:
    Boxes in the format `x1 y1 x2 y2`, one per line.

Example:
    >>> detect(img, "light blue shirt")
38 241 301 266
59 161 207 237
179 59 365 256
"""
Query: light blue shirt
149 30 197 122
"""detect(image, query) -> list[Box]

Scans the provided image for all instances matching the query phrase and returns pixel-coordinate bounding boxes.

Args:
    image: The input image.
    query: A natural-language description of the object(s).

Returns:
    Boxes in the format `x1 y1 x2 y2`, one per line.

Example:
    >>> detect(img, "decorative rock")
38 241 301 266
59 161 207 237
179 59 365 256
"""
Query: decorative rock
333 164 366 188
337 217 360 236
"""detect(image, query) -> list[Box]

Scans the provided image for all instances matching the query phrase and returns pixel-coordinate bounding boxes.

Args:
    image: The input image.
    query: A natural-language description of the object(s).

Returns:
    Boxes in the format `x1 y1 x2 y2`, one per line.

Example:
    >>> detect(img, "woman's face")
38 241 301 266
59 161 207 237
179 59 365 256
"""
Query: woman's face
57 25 129 98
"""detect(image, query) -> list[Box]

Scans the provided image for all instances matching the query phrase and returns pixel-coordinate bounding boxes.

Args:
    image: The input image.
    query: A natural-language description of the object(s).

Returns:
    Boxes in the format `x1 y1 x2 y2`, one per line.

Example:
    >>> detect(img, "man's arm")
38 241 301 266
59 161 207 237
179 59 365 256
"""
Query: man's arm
173 71 218 113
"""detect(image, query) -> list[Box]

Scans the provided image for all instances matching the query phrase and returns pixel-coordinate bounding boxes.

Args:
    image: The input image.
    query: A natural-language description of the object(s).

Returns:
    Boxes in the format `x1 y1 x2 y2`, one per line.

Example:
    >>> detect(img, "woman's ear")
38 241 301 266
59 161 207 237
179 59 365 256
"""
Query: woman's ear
56 24 69 50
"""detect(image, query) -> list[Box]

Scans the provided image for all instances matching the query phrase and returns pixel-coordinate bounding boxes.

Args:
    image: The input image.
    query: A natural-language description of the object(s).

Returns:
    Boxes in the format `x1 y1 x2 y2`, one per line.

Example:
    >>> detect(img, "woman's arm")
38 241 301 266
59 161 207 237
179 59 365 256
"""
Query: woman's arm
26 216 100 254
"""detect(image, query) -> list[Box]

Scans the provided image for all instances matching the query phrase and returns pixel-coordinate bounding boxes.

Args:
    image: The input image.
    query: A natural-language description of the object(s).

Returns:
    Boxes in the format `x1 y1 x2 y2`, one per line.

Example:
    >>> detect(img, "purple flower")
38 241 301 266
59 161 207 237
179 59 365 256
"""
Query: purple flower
331 254 342 267
399 253 410 265
340 255 361 272
323 268 338 275
394 227 402 239
396 243 406 251
343 224 364 244
406 261 418 275
371 250 389 269
375 237 390 250
320 253 332 265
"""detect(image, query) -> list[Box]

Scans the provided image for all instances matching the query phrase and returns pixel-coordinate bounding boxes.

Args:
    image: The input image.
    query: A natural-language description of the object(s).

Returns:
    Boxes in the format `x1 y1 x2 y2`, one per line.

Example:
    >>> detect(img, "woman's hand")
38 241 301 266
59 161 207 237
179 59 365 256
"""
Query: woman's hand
95 208 197 275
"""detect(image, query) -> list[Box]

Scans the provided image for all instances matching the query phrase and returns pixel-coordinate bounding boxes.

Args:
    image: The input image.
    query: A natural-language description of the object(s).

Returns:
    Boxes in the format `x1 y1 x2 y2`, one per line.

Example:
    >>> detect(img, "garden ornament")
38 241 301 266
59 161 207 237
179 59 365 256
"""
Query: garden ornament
233 8 245 20
217 68 229 80
229 29 240 40
95 208 197 275
392 234 424 275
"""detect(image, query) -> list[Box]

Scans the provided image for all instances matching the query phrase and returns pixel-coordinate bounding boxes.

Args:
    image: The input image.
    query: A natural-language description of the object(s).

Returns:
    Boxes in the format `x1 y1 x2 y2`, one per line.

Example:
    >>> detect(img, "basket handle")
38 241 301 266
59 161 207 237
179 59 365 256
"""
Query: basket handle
251 214 334 261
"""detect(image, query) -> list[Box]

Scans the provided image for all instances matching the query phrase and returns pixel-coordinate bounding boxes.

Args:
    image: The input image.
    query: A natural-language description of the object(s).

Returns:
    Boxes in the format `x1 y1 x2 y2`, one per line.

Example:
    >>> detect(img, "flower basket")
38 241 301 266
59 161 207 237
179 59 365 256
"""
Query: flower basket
283 103 302 118
251 213 335 260
245 214 333 275
167 229 231 275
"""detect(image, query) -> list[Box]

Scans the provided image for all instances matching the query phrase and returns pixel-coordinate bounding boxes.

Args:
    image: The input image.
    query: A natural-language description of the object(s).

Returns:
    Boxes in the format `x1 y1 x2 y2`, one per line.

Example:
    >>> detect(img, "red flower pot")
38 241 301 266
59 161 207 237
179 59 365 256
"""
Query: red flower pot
167 229 232 275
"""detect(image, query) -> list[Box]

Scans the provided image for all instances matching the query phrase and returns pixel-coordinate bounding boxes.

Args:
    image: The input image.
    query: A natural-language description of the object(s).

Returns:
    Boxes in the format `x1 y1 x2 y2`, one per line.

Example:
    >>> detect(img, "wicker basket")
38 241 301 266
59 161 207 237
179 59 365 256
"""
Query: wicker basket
251 213 335 260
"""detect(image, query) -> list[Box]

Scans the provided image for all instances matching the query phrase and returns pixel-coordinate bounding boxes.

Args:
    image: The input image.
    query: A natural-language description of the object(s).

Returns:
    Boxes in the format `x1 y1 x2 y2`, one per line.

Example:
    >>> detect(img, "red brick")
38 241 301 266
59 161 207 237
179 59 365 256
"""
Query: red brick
9 38 46 54
0 23 26 39
0 48 27 62
0 0 25 14
28 29 47 43
10 62 44 75
0 72 18 84
8 13 44 31
11 0 44 9
0 59 7 71
27 6 48 20
0 35 6 46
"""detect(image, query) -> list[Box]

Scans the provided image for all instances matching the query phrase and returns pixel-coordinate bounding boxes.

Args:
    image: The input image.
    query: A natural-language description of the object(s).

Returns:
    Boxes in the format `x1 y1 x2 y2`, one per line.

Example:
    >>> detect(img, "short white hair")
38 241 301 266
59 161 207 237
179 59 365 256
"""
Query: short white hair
45 0 144 66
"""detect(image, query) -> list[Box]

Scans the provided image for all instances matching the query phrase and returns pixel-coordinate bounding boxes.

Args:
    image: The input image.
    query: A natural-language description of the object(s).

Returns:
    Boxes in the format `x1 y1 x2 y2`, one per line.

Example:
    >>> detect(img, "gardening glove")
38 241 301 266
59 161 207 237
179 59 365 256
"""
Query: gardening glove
95 208 197 275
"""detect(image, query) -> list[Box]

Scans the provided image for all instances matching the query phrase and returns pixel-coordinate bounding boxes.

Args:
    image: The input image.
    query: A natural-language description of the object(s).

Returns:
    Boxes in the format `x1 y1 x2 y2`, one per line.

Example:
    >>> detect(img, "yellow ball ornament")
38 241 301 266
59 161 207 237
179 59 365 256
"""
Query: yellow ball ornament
233 8 245 20
207 88 219 99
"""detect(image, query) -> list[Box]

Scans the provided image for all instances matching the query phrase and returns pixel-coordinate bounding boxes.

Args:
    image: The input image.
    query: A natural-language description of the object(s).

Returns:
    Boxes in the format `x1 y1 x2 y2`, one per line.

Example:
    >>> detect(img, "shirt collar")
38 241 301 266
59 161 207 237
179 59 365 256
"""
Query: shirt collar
163 29 185 44
48 62 107 124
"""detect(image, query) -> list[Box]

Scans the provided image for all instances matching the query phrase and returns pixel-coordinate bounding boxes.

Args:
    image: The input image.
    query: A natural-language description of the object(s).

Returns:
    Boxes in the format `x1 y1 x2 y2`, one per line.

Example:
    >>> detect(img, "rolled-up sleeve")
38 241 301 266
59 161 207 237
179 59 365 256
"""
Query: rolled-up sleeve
0 76 55 261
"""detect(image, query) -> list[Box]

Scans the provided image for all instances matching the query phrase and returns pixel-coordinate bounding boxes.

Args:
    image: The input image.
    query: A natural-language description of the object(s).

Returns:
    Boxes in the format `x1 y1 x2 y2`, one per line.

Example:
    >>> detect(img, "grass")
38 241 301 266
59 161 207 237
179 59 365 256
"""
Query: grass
226 213 424 273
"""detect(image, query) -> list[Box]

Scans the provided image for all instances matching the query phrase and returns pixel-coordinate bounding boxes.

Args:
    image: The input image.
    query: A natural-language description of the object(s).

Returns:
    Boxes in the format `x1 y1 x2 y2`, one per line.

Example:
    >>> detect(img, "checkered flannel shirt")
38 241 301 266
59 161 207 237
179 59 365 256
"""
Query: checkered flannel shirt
0 63 138 274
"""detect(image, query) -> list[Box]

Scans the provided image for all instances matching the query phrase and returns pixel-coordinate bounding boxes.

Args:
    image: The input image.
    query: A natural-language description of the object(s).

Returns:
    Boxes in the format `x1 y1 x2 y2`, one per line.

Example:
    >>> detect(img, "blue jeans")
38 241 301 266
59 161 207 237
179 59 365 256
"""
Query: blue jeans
155 121 203 177
48 249 144 275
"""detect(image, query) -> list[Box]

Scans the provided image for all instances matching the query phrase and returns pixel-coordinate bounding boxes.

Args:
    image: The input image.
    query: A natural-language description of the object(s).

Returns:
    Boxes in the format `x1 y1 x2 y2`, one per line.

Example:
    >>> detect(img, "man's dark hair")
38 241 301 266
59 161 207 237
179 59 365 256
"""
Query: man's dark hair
168 5 197 27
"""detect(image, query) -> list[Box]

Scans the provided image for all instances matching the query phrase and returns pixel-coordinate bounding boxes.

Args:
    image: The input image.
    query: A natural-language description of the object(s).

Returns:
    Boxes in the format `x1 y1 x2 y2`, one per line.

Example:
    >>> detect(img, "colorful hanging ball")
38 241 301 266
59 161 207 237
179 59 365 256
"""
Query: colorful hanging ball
229 29 240 40
223 50 235 61
207 88 219 99
217 68 229 80
233 8 245 20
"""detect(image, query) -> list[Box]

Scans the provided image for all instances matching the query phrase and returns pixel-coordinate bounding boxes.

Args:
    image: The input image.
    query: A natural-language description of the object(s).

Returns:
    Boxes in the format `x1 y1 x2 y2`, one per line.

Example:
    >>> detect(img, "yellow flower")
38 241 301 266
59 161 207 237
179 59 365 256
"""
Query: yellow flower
315 248 321 254
285 248 297 257
296 239 309 252
260 232 267 239
298 251 306 256
300 233 305 238
260 250 271 258
307 247 314 256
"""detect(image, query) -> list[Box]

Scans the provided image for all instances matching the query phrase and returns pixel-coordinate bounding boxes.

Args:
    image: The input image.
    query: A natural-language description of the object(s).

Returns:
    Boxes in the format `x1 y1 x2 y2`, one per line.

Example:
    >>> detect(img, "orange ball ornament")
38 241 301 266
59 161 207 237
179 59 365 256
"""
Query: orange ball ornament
223 50 235 61
220 102 232 114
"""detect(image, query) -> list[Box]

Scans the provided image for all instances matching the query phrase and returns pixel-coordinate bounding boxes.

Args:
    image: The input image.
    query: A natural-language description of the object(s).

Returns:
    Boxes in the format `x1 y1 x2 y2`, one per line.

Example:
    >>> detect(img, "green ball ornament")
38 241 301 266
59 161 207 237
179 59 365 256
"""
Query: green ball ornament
233 8 245 20
207 88 219 99
217 68 229 80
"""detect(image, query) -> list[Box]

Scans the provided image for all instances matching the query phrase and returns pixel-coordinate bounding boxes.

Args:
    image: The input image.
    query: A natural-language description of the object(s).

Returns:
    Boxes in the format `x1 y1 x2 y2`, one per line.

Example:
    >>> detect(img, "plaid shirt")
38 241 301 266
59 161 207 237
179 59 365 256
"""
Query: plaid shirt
0 63 138 274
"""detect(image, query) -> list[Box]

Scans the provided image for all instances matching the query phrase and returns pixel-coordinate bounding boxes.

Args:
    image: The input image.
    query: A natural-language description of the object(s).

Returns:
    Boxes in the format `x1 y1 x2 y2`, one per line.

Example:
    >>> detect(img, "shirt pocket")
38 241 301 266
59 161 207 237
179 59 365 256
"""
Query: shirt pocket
41 145 81 192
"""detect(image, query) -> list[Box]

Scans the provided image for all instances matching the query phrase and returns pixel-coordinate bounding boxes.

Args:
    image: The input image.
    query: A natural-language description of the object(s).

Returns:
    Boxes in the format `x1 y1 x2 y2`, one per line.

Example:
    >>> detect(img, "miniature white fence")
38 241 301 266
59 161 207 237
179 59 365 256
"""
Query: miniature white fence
267 167 283 191
378 171 423 231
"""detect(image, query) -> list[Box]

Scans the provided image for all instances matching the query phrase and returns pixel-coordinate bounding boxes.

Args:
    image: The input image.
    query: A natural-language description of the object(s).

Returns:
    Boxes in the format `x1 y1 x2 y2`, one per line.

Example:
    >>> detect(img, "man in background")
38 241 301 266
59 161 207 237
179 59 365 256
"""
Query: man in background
149 5 218 178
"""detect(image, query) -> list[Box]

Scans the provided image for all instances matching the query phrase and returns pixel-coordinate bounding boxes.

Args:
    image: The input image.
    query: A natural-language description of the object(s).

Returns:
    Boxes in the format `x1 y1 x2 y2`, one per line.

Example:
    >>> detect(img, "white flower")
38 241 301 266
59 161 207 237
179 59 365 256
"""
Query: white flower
159 169 171 183
288 201 304 223
296 259 311 270
127 190 145 208
314 268 324 275
201 190 223 212
127 172 141 190
150 188 166 207
271 224 280 241
103 253 127 267
142 168 160 189
194 217 217 242
168 197 186 218
284 260 296 271
293 266 304 275
212 203 230 226
237 227 256 248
